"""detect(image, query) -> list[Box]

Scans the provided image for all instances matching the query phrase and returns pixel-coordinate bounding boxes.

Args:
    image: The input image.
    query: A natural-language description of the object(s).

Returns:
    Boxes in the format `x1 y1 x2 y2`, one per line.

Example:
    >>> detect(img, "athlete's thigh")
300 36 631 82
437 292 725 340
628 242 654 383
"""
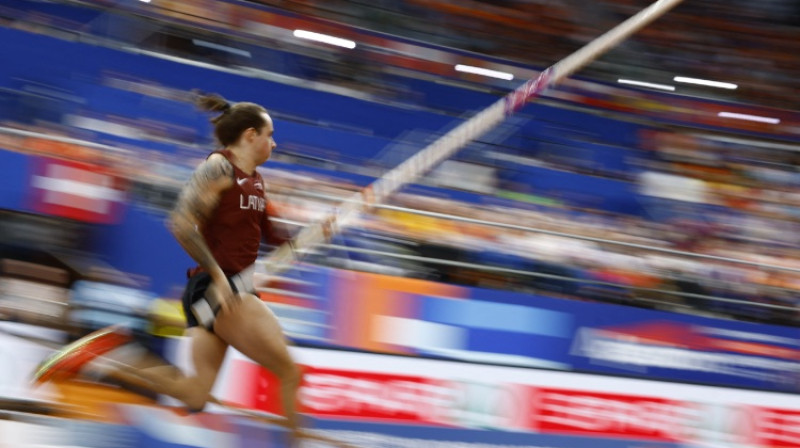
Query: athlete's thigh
213 294 294 373
186 326 228 391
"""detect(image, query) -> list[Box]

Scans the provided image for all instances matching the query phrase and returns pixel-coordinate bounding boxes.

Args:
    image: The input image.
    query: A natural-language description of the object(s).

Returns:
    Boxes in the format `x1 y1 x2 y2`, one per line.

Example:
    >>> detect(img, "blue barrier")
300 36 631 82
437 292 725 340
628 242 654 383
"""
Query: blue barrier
0 26 657 154
0 151 29 212
499 164 642 214
274 119 392 164
313 420 682 448
89 203 194 297
0 28 457 140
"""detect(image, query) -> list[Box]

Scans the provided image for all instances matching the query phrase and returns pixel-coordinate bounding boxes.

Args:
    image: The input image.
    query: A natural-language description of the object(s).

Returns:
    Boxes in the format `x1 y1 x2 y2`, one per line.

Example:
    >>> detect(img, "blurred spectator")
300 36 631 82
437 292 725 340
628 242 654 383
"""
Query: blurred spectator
2 0 799 332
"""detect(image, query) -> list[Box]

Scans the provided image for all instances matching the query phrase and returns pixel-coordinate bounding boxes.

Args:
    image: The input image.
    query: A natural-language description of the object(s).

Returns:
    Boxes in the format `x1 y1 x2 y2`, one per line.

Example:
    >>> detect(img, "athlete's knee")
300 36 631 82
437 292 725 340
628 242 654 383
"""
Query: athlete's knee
277 361 301 386
181 389 208 412
167 380 208 411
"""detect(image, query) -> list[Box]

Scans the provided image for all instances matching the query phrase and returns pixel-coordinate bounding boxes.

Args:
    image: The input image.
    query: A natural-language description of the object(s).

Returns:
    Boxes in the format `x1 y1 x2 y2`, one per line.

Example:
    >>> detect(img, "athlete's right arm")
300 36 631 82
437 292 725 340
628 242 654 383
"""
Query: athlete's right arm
169 153 234 286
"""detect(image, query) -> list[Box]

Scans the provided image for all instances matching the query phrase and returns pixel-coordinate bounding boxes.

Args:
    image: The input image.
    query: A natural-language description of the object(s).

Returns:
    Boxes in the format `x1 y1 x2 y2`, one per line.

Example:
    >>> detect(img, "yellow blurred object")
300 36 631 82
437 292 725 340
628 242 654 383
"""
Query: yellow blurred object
379 209 454 239
148 299 186 338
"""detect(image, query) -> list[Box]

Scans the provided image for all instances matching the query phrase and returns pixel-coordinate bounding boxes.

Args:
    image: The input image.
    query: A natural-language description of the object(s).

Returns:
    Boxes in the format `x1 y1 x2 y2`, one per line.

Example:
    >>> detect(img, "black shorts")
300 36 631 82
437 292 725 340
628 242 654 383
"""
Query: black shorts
181 271 255 331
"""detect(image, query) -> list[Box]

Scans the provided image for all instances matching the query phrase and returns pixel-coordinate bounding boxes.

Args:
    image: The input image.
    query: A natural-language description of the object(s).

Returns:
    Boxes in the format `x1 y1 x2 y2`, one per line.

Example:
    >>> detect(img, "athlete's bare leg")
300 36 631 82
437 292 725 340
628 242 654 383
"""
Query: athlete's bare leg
68 295 300 432
91 296 298 421
213 294 302 432
110 327 228 411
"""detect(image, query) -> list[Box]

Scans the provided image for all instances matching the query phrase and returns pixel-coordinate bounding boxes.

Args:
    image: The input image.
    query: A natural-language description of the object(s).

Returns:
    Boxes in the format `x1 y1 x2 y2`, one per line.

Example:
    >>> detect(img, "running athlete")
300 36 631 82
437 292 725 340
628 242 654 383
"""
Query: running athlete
161 93 301 425
36 93 306 442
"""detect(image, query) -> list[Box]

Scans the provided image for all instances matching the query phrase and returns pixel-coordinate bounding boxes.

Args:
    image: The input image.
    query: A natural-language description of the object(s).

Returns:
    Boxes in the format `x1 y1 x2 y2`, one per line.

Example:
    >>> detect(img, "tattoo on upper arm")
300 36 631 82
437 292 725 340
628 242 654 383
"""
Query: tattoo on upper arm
174 156 233 223
169 156 234 272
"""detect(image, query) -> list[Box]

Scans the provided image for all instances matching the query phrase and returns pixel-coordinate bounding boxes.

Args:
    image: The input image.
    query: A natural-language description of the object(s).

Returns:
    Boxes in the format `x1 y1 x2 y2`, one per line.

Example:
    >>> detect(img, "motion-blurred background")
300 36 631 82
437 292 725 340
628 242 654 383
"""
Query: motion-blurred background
1 1 799 447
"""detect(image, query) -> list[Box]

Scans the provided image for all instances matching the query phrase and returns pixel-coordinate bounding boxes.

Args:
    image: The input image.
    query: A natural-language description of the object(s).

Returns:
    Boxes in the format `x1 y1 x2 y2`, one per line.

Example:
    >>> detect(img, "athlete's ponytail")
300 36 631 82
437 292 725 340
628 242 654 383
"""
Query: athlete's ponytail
195 91 268 147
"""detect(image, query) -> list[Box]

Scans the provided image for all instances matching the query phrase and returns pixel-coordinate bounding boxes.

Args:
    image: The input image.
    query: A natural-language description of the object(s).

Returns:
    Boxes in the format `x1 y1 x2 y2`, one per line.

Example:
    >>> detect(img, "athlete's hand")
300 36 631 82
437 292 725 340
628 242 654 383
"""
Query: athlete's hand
320 215 336 241
209 277 240 313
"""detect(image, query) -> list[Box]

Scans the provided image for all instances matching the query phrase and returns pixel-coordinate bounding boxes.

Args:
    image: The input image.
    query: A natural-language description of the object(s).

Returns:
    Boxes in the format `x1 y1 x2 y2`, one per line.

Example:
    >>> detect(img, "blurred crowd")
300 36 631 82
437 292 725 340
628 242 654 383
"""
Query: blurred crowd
6 107 799 327
1 0 800 334
261 162 800 327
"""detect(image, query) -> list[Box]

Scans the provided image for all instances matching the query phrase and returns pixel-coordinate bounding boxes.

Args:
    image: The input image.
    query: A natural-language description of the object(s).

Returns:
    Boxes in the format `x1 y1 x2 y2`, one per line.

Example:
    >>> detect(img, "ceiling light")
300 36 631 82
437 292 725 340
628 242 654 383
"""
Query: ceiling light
673 76 737 90
617 79 675 91
718 112 780 124
455 64 514 81
293 30 355 49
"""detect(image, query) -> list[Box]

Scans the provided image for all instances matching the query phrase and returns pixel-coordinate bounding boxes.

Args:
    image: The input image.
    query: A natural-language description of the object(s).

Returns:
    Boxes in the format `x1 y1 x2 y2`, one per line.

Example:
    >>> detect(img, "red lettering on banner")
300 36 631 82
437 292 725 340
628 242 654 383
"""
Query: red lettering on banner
752 407 800 447
530 387 692 441
223 359 800 446
299 367 452 424
232 364 454 424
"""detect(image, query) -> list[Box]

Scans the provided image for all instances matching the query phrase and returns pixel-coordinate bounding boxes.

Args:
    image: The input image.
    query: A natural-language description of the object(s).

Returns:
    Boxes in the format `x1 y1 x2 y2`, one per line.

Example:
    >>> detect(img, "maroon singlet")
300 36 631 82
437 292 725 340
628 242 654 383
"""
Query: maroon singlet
197 149 286 276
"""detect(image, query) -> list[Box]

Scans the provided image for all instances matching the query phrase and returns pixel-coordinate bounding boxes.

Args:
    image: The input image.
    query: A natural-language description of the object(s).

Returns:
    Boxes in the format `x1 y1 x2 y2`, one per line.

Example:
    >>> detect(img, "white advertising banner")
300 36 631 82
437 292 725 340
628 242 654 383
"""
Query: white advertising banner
165 340 800 448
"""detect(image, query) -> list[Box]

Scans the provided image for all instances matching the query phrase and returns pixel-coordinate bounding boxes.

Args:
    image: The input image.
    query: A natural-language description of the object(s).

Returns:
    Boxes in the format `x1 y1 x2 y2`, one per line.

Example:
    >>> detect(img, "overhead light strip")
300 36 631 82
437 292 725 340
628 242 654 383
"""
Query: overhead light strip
718 112 780 124
673 76 738 90
617 79 675 91
455 64 514 81
293 30 356 49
